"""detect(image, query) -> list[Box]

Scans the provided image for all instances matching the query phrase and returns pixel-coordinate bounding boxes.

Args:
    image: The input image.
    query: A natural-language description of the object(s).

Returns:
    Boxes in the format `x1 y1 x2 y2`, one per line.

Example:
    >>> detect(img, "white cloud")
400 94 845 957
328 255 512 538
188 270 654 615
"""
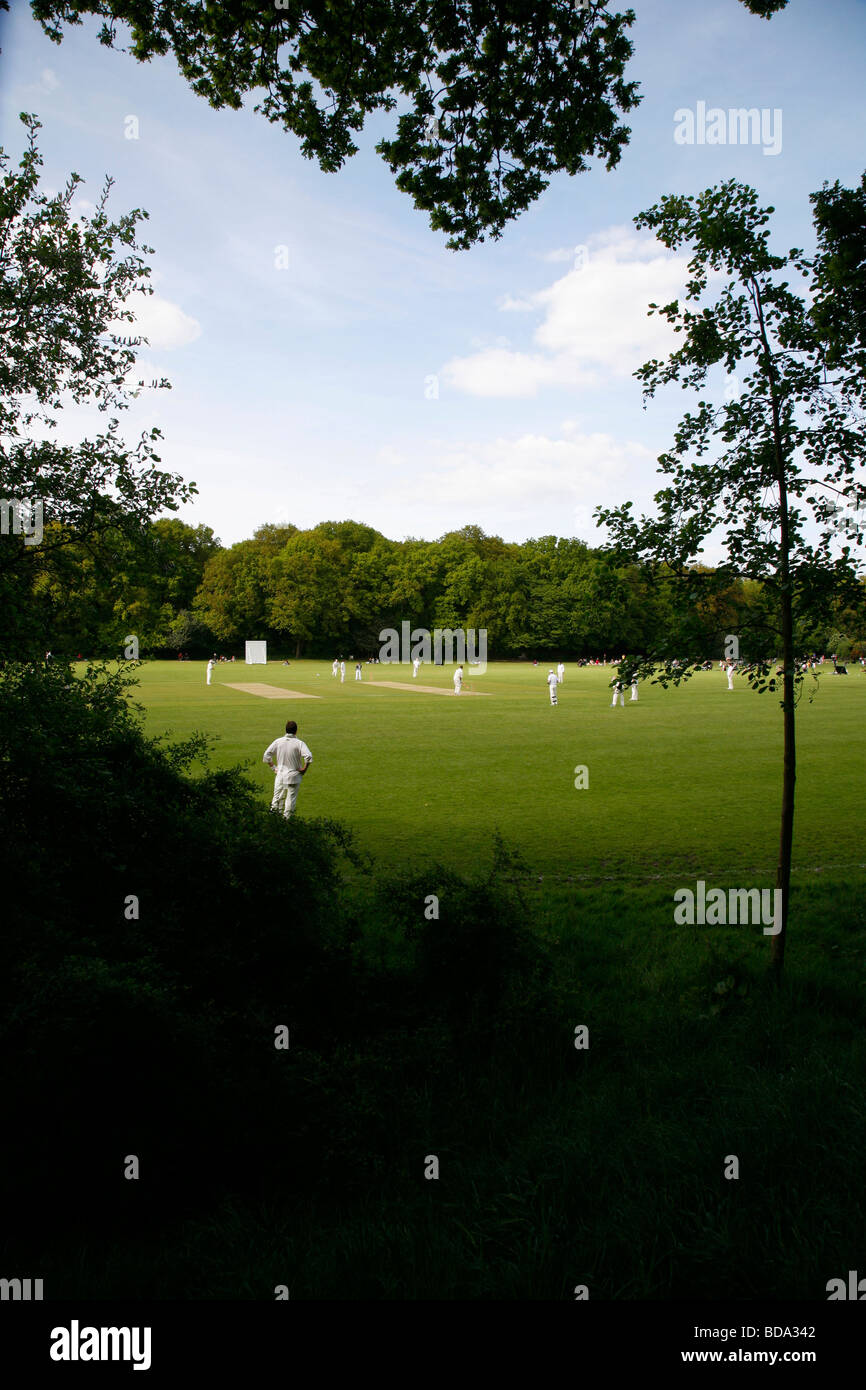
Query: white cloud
40 68 59 92
442 348 596 398
383 428 656 537
71 197 97 222
125 358 170 394
442 227 693 398
468 333 513 349
111 293 201 351
497 293 536 312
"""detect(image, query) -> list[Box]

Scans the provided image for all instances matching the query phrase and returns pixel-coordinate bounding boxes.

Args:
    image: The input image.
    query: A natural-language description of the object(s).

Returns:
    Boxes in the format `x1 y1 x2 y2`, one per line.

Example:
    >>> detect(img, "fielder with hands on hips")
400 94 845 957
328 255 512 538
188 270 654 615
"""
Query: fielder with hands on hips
263 719 313 819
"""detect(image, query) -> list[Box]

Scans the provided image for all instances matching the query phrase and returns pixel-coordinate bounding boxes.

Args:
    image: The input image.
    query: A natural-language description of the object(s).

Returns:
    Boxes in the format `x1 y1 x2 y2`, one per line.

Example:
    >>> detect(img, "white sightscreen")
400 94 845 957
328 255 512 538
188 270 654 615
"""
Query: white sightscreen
245 641 267 665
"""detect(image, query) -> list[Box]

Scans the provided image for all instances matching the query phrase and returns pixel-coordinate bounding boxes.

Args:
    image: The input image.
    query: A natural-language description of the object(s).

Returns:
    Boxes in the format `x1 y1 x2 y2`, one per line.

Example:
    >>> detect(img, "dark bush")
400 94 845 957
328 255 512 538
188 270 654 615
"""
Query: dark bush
0 662 553 1246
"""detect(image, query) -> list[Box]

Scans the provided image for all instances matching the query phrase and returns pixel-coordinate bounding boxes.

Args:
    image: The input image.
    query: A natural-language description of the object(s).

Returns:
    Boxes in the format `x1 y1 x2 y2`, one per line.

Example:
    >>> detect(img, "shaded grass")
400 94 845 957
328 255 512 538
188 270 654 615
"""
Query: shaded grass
22 877 866 1301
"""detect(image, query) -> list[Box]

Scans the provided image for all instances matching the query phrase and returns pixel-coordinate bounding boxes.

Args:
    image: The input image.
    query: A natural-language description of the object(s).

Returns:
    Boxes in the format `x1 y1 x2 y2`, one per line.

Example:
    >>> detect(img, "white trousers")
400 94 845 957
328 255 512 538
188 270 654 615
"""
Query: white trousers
549 689 557 705
271 771 302 818
631 688 638 701
612 690 624 706
454 683 462 695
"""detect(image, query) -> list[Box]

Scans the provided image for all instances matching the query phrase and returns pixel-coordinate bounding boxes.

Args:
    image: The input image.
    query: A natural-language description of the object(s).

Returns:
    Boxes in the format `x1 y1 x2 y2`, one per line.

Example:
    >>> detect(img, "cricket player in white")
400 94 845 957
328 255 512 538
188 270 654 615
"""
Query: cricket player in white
340 660 346 683
630 678 638 701
354 662 362 681
206 658 214 685
726 662 735 690
263 719 313 819
611 681 624 707
453 664 463 694
332 658 338 678
412 657 421 678
548 669 558 705
556 661 565 684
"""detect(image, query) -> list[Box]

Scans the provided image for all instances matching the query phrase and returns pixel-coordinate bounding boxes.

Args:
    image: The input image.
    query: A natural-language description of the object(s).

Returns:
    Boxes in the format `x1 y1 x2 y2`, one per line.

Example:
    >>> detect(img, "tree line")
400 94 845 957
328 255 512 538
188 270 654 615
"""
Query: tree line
5 510 863 662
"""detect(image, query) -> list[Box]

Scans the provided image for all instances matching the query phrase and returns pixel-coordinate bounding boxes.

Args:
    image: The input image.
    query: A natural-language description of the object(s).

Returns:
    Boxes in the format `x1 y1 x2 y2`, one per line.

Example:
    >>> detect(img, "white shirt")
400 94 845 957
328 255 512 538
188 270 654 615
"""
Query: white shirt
548 672 558 689
454 669 463 684
263 735 313 776
207 660 214 671
557 663 564 676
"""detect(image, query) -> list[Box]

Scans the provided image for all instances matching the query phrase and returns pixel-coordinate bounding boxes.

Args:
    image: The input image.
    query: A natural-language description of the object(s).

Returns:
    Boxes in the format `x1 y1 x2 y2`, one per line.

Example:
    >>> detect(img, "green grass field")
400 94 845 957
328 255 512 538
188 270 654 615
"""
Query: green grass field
134 658 866 883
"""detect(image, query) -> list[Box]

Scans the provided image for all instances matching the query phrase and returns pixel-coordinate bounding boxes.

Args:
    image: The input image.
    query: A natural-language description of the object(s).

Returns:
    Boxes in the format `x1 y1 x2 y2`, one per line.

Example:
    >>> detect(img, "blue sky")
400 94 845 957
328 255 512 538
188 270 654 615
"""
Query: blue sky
2 0 865 549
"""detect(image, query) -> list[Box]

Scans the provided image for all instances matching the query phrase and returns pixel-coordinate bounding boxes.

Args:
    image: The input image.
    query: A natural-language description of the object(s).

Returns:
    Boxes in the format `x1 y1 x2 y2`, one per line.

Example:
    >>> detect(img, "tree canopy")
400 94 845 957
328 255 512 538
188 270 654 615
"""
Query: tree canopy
9 506 863 661
0 113 196 650
27 0 785 248
809 172 866 373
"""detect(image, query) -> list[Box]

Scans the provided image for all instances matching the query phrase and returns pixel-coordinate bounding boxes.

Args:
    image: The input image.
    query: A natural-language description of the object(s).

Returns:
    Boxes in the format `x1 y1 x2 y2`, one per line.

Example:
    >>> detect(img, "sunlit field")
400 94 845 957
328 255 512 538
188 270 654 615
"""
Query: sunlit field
132 658 866 883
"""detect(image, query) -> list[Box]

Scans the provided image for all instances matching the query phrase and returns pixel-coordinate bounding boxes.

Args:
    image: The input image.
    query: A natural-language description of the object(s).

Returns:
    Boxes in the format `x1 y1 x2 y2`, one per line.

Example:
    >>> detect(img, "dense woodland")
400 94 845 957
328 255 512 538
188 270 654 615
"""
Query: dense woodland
4 514 864 661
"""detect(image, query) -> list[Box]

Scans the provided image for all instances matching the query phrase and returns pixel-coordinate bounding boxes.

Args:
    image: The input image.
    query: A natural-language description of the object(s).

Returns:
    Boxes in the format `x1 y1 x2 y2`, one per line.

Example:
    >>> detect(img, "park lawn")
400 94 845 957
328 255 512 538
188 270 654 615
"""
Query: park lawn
131 658 866 884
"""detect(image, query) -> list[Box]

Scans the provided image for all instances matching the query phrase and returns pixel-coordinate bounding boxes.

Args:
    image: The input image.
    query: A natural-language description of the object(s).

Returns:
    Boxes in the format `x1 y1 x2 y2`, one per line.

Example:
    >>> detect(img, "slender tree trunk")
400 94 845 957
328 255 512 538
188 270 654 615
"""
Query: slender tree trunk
773 580 795 982
754 276 796 984
294 638 302 658
770 439 795 985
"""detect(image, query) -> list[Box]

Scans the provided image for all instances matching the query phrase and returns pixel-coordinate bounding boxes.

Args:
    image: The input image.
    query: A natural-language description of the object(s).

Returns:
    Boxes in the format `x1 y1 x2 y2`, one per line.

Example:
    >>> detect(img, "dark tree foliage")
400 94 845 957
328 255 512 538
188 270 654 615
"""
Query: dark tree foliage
26 0 783 247
0 658 549 1244
810 173 866 372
